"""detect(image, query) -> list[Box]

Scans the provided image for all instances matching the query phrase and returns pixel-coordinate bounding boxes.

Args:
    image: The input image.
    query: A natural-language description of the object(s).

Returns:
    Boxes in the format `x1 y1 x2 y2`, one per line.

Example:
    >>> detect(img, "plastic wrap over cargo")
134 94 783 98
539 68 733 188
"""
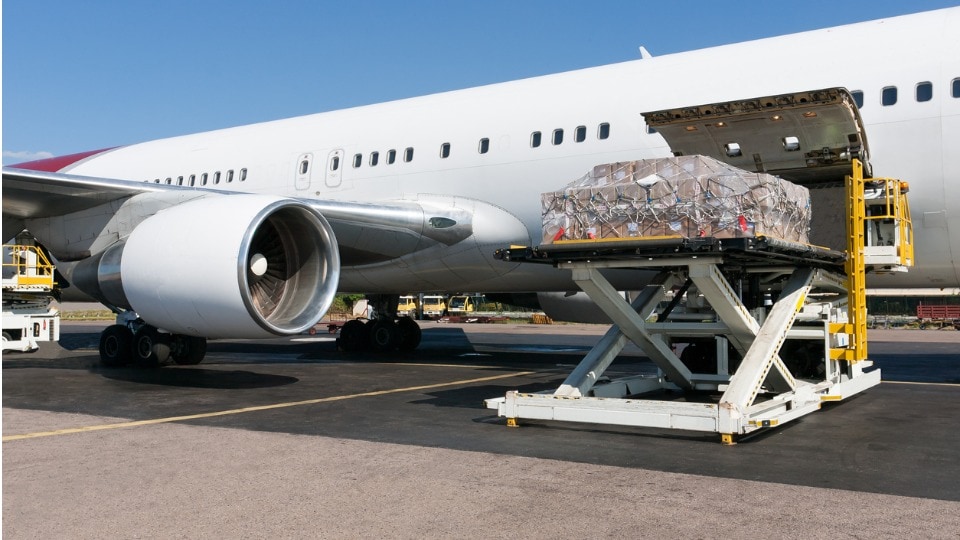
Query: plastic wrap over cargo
541 155 811 244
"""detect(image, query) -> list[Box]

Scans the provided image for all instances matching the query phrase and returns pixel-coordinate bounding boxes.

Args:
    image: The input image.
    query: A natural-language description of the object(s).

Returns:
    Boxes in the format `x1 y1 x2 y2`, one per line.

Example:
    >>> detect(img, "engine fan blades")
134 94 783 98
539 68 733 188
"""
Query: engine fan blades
248 220 288 318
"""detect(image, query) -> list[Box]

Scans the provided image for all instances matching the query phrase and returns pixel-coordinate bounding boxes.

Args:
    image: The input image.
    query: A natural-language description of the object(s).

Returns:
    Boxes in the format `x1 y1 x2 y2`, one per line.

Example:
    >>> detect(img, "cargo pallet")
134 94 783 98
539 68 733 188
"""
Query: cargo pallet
485 159 912 443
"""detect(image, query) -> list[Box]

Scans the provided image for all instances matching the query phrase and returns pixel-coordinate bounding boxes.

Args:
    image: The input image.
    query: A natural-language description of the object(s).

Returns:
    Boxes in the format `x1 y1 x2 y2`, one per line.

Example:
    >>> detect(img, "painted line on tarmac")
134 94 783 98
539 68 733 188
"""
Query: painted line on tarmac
386 362 511 369
883 380 960 387
2 370 533 442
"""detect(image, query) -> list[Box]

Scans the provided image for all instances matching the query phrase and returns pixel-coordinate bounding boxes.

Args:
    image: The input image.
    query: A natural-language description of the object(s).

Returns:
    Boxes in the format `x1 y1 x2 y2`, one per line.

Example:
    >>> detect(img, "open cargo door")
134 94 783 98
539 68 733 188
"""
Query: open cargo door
642 88 870 186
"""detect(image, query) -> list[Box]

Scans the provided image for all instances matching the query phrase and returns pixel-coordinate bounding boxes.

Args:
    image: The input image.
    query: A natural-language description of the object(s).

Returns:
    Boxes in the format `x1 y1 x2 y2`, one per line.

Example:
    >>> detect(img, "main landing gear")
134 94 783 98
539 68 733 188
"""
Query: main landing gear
337 317 422 353
99 316 206 368
337 294 422 353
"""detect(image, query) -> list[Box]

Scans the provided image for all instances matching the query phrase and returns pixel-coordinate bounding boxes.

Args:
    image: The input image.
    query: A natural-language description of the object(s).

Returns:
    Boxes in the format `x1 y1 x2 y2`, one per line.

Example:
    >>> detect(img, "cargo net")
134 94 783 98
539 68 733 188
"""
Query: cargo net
542 155 811 244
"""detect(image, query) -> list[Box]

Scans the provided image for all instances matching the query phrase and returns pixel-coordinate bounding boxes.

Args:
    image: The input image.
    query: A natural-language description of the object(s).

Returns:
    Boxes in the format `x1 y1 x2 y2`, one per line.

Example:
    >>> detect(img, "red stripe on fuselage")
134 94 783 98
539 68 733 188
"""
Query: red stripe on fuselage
9 147 116 172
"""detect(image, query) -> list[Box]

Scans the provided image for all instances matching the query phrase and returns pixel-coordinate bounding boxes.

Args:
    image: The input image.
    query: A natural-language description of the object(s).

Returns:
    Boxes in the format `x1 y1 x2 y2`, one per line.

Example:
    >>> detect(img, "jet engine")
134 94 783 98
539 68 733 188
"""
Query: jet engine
72 195 340 338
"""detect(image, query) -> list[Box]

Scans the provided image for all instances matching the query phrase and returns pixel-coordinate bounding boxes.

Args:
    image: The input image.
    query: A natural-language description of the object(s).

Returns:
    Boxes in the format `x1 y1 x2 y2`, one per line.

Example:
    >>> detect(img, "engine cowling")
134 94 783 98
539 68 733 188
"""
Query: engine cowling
75 194 339 338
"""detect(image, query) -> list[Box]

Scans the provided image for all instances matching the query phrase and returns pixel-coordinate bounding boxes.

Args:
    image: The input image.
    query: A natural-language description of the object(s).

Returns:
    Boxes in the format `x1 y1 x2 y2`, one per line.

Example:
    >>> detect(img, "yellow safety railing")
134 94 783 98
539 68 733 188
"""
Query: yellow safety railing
832 160 913 363
2 244 57 289
842 160 869 362
863 177 915 267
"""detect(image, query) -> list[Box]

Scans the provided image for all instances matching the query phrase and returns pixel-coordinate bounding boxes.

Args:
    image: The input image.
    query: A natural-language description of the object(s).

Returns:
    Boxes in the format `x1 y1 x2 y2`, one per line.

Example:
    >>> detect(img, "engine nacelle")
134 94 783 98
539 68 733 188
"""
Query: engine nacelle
73 194 339 338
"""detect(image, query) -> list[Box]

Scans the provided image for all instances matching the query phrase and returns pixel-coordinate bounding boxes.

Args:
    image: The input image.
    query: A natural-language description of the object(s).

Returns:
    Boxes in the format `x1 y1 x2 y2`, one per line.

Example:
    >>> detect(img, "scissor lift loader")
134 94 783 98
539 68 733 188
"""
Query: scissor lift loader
485 88 913 442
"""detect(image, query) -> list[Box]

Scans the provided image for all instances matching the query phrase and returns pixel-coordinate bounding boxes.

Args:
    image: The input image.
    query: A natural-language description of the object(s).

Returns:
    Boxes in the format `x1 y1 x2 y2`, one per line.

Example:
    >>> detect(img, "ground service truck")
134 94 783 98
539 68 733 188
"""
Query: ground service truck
2 244 61 352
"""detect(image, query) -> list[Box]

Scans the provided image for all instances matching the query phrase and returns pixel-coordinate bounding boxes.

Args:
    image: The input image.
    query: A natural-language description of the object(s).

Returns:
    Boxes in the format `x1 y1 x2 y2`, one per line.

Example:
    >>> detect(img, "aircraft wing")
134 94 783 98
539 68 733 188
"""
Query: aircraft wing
2 167 168 219
2 167 481 266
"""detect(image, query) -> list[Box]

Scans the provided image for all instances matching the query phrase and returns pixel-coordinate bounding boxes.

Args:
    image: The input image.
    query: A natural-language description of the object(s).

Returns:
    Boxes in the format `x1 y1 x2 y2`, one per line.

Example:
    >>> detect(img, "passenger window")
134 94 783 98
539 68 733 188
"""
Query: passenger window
201 173 208 186
226 170 234 182
575 125 587 143
299 160 309 174
165 178 172 184
598 123 610 139
552 129 564 145
330 156 340 171
189 174 196 186
353 153 362 168
530 131 542 148
916 82 933 102
851 90 864 109
370 152 379 166
239 168 247 182
387 150 396 165
404 147 414 162
154 179 160 183
440 142 451 158
479 138 490 154
177 176 184 186
214 171 221 184
953 78 960 98
881 86 897 106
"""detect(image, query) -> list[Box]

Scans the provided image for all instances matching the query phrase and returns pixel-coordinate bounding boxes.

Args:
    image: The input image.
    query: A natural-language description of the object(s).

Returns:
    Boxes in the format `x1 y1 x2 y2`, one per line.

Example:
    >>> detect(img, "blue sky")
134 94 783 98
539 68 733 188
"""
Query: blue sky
4 0 959 164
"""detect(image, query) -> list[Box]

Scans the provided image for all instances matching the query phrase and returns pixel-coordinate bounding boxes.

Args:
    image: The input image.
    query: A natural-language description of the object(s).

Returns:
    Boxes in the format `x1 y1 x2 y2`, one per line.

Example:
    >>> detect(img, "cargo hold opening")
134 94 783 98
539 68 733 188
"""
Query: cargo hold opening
642 87 872 251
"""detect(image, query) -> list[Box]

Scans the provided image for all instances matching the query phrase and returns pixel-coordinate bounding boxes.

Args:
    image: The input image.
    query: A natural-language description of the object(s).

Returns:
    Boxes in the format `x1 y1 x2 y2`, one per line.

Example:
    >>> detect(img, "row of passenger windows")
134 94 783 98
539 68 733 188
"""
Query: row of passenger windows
347 122 611 168
148 121 612 180
851 77 960 108
532 123 611 148
150 168 247 186
340 80 960 166
139 77 960 186
347 147 415 169
139 78 960 185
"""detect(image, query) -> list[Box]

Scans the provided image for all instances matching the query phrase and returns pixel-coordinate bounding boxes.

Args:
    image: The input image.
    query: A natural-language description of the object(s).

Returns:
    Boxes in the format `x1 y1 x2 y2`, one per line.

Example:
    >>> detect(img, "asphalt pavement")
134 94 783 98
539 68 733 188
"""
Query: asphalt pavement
4 322 959 538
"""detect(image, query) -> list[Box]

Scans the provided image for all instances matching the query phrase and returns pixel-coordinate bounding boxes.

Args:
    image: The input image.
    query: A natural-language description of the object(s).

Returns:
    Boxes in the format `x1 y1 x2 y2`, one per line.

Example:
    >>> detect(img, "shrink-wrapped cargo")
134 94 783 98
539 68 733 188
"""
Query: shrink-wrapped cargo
541 155 811 244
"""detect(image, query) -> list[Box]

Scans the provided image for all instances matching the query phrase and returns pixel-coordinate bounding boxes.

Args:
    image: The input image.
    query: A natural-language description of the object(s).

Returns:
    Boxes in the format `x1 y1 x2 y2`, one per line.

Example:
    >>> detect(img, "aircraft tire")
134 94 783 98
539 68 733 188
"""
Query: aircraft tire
99 325 133 367
368 319 400 352
133 325 171 367
679 340 715 374
172 335 207 365
338 320 368 352
396 317 421 352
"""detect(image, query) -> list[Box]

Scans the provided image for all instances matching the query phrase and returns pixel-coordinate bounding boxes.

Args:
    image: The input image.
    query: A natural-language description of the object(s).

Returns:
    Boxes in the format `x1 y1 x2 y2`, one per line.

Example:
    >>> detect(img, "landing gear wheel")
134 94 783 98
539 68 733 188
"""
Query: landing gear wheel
679 340 715 374
171 335 207 365
368 319 400 352
396 317 421 352
133 326 171 367
99 325 133 367
338 320 368 352
780 340 823 378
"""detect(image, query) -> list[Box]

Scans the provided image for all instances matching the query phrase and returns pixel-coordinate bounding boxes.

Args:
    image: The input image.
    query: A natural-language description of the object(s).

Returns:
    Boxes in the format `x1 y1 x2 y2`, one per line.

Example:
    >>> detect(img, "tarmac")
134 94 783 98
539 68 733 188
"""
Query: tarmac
3 321 959 538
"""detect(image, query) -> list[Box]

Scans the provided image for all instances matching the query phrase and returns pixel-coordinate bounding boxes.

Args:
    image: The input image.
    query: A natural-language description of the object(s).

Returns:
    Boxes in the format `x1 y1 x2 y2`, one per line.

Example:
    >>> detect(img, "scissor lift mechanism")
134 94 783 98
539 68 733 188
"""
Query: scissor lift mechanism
486 158 911 443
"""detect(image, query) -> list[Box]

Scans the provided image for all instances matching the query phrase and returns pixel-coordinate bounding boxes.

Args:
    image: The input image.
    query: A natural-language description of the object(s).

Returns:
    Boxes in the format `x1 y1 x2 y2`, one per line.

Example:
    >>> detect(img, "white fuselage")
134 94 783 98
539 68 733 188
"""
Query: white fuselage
57 8 960 292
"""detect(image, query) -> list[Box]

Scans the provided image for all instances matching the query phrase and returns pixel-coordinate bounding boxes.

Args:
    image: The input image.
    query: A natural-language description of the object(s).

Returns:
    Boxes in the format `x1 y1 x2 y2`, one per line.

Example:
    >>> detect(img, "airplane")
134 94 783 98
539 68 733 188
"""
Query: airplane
3 7 959 367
